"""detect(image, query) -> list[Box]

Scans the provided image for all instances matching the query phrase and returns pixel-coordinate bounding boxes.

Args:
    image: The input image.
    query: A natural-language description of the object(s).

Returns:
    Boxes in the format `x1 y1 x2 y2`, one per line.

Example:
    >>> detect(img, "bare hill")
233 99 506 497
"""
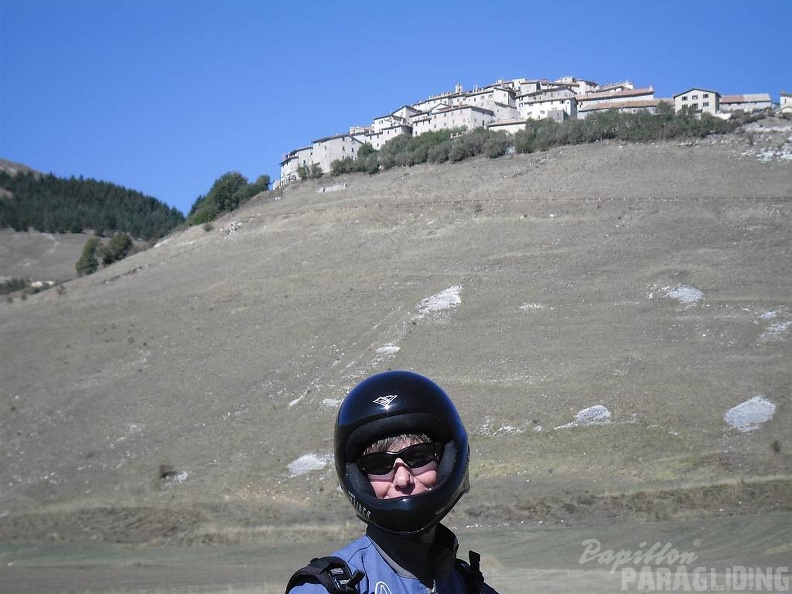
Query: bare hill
0 228 93 283
0 158 37 177
1 120 791 544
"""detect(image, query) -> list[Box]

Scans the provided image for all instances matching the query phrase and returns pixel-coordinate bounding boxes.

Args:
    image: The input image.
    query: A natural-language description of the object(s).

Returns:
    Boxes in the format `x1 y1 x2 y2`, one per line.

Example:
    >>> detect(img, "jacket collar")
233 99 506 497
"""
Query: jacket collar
366 523 459 588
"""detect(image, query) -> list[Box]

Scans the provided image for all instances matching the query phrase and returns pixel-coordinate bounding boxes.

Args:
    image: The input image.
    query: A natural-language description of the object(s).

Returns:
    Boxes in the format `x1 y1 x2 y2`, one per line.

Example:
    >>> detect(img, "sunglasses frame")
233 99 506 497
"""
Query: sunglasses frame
357 441 444 476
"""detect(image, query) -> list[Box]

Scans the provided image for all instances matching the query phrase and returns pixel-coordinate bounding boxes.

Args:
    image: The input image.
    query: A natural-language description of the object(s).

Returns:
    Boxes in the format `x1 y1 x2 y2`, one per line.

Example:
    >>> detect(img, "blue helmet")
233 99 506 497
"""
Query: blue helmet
334 370 470 535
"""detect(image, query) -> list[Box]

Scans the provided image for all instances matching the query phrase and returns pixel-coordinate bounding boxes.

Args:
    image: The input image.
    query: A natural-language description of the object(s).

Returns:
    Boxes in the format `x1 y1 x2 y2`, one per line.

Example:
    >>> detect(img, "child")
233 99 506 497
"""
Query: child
286 370 500 594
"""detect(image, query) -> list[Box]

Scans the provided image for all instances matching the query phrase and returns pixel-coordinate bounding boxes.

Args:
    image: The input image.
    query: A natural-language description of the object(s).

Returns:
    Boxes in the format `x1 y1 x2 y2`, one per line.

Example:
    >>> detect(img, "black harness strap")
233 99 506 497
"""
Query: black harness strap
287 550 484 593
454 550 486 593
285 556 364 594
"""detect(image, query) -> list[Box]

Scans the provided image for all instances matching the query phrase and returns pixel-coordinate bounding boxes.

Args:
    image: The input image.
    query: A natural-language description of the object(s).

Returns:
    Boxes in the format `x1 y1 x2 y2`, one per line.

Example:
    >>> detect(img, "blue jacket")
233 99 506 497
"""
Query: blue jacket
287 527 499 594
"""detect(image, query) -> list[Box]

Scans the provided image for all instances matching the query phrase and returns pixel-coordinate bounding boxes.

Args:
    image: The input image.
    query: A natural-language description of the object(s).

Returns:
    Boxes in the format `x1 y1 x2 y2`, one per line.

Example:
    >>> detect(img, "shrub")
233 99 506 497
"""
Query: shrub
186 172 271 226
297 163 310 180
98 233 133 266
448 139 471 162
484 133 509 158
427 143 450 163
0 278 30 295
76 237 101 276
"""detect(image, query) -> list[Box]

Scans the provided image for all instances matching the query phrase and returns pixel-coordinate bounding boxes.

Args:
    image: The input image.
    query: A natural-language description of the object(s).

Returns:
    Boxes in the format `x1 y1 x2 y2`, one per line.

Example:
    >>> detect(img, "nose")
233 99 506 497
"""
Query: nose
392 458 414 488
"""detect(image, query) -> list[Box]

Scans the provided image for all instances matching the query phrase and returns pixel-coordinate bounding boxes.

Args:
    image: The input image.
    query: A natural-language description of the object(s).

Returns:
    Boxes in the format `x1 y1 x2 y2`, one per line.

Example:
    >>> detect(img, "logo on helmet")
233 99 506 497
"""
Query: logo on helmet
347 492 372 518
373 394 397 408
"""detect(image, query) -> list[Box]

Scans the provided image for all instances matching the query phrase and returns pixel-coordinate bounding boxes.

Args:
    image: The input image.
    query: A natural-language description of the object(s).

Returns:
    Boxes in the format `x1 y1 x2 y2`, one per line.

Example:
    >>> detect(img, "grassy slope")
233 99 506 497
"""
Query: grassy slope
0 122 791 554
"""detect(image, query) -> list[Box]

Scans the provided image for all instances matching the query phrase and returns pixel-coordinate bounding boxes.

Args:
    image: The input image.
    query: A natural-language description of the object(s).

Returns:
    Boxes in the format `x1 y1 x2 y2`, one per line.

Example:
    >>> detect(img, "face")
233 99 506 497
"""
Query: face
365 438 439 499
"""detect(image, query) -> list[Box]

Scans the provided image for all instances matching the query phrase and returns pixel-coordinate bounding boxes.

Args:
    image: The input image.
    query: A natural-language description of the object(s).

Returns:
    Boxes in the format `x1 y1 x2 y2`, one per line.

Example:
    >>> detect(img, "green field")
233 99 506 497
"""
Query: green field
2 513 790 593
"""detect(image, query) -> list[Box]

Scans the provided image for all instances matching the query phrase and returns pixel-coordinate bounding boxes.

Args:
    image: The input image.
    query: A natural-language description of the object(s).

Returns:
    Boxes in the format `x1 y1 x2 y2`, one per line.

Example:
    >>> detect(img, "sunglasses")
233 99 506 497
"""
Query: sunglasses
357 442 443 476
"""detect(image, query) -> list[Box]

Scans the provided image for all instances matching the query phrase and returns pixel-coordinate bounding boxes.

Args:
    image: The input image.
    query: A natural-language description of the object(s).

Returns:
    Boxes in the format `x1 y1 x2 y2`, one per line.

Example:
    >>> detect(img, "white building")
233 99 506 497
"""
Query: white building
595 80 635 94
673 88 720 115
365 124 412 150
780 92 792 115
519 86 577 120
310 133 367 175
371 105 422 132
720 93 773 113
554 76 598 95
509 78 552 95
577 87 655 115
578 99 666 119
412 84 463 112
279 145 313 184
411 104 496 136
460 84 516 111
487 118 529 135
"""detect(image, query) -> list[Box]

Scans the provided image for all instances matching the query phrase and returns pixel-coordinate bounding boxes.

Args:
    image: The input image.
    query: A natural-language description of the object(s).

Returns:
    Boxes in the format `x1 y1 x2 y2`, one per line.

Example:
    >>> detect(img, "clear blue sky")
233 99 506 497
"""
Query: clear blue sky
2 0 790 216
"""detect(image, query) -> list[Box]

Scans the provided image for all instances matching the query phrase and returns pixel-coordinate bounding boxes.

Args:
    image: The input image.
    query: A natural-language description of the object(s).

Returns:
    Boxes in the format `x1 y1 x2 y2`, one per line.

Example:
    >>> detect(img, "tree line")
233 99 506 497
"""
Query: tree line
0 171 185 239
70 170 272 277
328 106 746 177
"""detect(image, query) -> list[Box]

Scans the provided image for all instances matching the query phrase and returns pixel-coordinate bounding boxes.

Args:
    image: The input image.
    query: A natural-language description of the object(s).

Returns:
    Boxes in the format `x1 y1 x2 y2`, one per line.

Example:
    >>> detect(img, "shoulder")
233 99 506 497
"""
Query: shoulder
286 536 377 594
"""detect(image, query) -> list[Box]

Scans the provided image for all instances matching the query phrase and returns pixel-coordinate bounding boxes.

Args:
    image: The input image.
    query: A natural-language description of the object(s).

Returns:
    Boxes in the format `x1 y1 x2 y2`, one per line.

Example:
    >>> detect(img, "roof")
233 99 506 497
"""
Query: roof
312 132 366 145
434 104 495 116
578 99 662 113
578 87 655 101
519 86 576 100
721 93 772 103
488 118 530 126
367 124 412 134
673 87 720 98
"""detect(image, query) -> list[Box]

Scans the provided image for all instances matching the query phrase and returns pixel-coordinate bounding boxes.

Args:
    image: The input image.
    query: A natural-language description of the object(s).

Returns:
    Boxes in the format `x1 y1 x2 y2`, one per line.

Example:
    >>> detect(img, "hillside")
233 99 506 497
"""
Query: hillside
0 119 790 550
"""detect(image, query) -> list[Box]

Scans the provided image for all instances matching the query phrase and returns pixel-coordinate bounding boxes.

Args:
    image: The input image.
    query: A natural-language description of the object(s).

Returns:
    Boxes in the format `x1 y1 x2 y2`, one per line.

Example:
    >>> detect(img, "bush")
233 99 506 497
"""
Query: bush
97 232 133 266
484 133 509 158
76 237 101 276
428 143 450 163
0 278 30 295
321 109 742 182
511 109 738 156
186 172 271 226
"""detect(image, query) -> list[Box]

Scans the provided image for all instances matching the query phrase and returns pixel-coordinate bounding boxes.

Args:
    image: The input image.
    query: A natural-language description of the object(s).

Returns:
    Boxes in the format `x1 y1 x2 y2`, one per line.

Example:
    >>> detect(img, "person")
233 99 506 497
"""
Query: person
286 370 500 594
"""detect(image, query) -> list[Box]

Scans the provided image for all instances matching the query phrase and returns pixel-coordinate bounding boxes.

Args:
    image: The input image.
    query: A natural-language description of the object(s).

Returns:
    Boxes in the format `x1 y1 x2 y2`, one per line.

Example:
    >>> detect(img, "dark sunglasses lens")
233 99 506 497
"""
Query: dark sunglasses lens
402 443 439 467
358 443 441 475
360 454 395 475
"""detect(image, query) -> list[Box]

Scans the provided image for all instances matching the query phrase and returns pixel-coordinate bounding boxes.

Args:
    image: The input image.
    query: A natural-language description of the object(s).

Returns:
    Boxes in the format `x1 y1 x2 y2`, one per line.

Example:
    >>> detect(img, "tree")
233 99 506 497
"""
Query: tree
76 238 100 276
187 172 248 225
97 232 133 266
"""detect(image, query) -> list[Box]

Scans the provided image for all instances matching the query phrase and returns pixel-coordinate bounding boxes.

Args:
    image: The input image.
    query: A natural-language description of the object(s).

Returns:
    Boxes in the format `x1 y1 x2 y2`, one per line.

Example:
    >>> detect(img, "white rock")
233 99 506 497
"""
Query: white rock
724 396 775 433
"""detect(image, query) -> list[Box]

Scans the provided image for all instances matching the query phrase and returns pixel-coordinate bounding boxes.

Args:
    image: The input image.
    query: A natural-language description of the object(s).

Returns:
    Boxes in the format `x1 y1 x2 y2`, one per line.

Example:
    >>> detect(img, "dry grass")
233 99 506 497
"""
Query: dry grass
1 122 791 593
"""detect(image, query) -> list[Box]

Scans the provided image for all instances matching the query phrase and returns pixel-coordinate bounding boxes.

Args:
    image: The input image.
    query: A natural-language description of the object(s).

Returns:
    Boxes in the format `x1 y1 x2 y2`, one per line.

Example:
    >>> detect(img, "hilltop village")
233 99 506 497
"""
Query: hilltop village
278 75 790 187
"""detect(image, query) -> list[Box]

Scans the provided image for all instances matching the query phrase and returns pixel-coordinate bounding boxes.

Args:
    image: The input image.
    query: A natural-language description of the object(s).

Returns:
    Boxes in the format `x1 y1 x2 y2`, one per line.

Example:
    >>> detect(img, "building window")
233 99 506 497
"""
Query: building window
692 95 698 100
703 93 709 98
